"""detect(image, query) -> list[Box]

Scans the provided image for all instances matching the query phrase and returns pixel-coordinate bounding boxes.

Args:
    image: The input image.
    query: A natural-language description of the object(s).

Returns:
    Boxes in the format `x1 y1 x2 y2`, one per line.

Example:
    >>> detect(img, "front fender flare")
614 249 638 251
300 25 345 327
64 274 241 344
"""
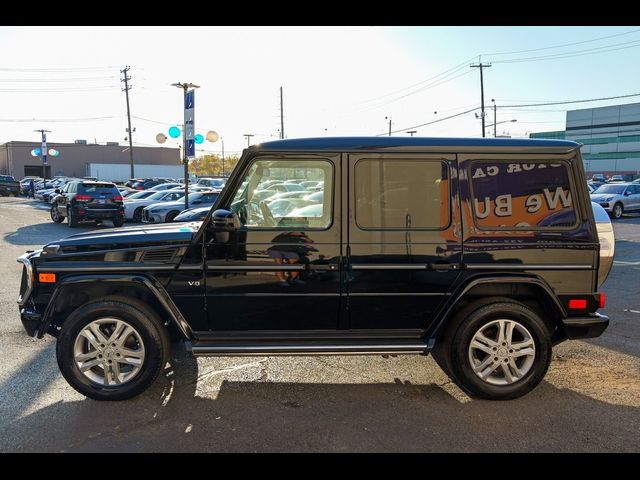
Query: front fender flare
38 274 193 340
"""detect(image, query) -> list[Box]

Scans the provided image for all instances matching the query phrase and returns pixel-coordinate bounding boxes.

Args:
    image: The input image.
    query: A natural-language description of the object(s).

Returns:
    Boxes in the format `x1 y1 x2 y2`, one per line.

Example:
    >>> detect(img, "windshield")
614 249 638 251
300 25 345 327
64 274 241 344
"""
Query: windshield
0 175 15 182
594 184 626 194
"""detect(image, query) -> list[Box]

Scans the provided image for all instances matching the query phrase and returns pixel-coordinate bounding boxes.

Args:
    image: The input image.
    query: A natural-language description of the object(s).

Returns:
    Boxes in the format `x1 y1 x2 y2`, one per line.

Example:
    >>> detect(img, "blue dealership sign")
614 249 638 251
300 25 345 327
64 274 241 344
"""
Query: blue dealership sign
185 89 195 158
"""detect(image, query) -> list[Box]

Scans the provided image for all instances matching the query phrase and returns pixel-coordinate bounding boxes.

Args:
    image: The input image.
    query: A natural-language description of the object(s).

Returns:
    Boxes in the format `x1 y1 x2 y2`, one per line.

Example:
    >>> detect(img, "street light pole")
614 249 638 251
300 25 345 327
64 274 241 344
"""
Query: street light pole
34 129 51 180
385 116 392 136
491 99 497 138
171 82 200 210
221 138 225 176
406 130 417 136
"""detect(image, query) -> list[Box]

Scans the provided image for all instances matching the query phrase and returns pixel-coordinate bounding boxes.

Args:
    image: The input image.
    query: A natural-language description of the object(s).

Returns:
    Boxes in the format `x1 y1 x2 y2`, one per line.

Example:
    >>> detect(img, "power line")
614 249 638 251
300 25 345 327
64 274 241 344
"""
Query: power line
377 106 480 136
491 39 640 64
0 116 114 122
481 27 640 57
498 92 640 108
353 56 477 106
0 66 118 72
0 76 120 82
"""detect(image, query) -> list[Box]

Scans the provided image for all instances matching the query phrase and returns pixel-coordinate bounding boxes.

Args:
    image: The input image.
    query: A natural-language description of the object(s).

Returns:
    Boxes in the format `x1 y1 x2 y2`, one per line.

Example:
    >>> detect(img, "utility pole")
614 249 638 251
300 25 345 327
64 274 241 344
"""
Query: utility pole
34 129 51 180
244 134 254 147
279 86 285 140
470 62 491 137
120 66 135 178
385 116 392 136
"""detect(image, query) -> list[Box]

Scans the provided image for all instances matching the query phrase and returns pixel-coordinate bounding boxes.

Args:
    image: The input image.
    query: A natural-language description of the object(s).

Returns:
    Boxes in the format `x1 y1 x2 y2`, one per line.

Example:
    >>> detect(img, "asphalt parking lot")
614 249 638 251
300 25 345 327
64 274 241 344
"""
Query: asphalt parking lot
0 196 638 452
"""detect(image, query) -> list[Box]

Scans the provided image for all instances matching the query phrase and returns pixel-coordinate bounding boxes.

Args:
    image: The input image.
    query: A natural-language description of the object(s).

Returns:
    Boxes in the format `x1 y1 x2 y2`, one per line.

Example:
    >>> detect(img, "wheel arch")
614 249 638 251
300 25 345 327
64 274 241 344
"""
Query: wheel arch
38 274 193 341
427 274 567 342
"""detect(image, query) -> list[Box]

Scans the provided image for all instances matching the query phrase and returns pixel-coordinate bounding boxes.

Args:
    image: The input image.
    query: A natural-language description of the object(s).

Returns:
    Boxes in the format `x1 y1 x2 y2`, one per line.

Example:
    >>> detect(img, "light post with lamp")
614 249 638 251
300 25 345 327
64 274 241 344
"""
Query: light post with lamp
406 130 417 136
170 82 199 209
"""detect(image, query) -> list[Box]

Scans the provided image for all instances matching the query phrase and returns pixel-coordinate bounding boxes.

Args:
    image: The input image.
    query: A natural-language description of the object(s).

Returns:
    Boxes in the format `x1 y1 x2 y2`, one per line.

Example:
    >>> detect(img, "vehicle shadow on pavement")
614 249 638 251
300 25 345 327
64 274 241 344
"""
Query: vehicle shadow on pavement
1 343 638 452
3 222 96 246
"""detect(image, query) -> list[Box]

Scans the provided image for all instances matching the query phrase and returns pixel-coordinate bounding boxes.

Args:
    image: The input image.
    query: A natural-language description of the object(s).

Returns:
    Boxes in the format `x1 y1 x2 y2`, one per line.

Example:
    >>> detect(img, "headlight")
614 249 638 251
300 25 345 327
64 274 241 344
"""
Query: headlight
605 197 614 202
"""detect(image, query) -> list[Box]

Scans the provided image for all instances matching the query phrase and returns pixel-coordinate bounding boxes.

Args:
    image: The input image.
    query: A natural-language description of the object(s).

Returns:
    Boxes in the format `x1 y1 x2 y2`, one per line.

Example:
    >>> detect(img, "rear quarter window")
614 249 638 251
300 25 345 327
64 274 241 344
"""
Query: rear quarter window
469 160 577 230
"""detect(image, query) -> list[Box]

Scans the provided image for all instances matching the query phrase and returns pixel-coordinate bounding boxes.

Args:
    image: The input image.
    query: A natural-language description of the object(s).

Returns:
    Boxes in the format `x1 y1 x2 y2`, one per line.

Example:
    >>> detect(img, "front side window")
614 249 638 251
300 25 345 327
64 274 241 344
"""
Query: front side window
231 158 333 229
469 161 577 229
355 159 450 229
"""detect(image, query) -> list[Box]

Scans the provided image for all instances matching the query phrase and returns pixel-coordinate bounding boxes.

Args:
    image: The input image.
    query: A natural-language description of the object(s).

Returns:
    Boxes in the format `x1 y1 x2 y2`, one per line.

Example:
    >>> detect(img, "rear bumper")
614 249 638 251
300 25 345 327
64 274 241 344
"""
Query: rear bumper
73 207 123 220
561 313 609 339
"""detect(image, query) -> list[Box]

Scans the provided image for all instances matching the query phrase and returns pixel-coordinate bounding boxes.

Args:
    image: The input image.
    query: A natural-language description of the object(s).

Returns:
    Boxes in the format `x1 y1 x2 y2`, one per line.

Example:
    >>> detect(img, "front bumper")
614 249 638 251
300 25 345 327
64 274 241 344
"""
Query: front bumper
142 210 165 223
561 313 609 339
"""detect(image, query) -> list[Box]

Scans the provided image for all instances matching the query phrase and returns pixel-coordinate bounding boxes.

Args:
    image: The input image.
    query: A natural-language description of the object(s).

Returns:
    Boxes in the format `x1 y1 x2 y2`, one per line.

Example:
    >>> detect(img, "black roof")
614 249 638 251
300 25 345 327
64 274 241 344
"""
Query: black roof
252 136 579 151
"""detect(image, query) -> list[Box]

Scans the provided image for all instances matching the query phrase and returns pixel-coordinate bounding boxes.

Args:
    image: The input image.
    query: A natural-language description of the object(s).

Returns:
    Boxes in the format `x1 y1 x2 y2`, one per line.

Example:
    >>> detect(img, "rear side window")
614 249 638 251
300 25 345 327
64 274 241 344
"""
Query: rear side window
355 159 450 229
469 161 577 229
79 183 118 195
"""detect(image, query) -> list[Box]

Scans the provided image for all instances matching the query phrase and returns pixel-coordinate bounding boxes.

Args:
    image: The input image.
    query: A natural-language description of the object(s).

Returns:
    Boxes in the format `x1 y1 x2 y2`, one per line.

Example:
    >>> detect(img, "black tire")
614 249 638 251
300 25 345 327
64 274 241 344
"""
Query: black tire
435 300 552 400
56 297 170 401
165 210 179 223
133 207 144 222
67 208 78 228
50 205 64 223
113 217 124 227
611 202 623 220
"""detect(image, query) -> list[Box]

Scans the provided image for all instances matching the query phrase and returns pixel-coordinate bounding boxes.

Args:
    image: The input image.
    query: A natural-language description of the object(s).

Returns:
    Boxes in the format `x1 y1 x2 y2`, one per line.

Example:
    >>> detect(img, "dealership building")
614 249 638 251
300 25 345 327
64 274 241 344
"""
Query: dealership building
530 101 640 176
0 140 181 181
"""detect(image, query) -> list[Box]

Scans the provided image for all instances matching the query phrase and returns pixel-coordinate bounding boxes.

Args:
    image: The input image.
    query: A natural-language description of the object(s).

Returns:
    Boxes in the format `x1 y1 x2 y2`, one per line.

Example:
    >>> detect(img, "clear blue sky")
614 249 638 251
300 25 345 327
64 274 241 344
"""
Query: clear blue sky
1 26 639 155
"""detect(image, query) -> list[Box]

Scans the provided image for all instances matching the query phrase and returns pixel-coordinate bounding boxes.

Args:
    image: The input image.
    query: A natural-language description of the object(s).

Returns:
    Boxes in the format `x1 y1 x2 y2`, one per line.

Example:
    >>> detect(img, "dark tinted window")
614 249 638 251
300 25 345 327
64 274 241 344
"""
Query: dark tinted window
79 183 118 195
0 175 15 182
355 159 450 229
469 161 577 229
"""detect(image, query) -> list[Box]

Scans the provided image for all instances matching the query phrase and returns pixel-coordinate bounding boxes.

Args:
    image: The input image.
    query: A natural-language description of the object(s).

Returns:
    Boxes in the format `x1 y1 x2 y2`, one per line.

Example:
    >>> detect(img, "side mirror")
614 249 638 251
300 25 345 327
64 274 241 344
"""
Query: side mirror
211 209 240 243
54 189 61 194
624 191 631 196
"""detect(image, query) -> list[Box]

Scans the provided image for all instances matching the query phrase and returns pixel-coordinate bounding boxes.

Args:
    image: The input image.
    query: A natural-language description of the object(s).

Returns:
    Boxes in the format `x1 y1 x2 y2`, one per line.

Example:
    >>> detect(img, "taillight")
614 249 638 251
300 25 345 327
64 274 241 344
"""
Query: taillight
568 299 587 310
136 186 143 190
598 293 606 309
113 195 123 202
75 194 92 201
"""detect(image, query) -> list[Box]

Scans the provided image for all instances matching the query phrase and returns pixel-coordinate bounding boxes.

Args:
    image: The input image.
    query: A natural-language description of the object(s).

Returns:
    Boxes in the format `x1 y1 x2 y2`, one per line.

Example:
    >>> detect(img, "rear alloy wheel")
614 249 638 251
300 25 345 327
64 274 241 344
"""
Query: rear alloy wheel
67 208 78 228
133 207 143 222
438 300 552 400
612 203 623 219
113 217 124 227
50 205 64 223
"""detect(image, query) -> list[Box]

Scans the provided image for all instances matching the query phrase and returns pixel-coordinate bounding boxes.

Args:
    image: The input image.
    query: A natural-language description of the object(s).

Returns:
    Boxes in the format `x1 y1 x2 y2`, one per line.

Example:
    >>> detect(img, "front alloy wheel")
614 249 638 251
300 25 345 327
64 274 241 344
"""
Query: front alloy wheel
56 297 169 400
50 205 64 223
73 318 145 386
612 203 623 219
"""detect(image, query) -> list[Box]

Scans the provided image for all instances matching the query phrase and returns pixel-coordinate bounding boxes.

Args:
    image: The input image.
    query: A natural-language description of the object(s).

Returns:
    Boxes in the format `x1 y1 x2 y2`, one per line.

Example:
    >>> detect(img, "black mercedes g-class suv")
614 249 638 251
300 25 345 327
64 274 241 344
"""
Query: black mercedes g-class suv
17 137 613 401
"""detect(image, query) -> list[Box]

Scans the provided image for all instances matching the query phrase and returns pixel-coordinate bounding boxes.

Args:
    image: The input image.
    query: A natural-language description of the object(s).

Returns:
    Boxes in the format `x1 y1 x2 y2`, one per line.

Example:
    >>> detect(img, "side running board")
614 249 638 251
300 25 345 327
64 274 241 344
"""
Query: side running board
187 339 435 357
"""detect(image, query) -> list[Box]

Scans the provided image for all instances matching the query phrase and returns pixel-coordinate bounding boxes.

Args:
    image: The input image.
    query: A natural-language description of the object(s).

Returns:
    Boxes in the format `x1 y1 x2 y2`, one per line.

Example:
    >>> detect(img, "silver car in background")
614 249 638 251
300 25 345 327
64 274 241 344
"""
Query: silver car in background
590 182 640 219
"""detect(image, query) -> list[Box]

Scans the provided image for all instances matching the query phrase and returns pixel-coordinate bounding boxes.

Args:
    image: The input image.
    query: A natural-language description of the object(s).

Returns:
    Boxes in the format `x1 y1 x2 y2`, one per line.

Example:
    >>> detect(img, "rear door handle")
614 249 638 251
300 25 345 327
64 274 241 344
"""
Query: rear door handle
308 264 339 271
430 263 459 271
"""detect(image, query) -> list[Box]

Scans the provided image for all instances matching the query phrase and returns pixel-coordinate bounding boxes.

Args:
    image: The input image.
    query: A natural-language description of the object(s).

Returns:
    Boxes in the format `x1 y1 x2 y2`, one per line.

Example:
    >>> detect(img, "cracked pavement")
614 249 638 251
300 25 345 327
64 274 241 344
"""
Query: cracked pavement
0 197 638 452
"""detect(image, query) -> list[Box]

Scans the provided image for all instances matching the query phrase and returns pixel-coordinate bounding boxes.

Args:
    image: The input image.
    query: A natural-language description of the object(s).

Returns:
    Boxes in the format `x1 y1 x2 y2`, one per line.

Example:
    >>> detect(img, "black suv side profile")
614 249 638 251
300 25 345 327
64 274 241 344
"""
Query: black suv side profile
18 137 613 401
50 180 124 227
